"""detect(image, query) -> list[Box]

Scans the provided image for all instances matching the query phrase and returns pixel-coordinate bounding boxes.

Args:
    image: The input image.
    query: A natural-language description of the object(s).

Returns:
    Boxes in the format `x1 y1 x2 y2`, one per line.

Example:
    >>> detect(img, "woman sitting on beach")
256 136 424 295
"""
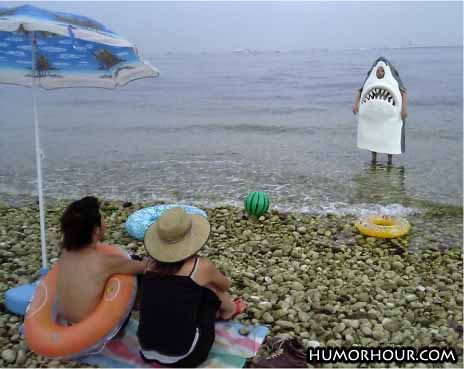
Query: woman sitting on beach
137 207 247 367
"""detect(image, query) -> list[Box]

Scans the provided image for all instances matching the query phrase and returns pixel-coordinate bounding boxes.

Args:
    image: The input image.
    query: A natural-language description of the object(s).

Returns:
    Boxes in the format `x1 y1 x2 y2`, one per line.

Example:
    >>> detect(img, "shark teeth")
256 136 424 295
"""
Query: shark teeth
361 87 396 106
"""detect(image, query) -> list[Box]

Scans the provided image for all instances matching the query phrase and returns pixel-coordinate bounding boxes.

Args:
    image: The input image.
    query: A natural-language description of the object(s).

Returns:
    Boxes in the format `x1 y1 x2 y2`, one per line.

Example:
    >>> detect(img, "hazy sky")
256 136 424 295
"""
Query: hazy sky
2 1 463 53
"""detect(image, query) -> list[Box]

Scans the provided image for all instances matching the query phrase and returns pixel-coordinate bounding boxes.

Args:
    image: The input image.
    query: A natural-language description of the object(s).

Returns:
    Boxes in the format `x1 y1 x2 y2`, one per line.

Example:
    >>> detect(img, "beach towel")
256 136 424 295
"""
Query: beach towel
77 318 269 368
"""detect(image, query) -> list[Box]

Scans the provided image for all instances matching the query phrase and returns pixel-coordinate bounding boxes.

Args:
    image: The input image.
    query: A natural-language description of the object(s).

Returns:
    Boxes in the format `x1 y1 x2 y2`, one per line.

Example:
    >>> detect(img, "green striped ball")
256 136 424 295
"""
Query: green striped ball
244 191 270 217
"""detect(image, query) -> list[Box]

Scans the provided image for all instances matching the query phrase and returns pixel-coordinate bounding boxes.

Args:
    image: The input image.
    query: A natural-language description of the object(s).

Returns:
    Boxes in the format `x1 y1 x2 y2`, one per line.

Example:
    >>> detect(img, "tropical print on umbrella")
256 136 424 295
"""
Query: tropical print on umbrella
0 4 158 89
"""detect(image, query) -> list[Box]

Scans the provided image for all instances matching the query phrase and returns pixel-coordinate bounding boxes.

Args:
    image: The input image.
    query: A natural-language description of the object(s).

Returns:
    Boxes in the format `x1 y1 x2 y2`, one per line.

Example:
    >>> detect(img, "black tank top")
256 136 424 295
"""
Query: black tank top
137 258 204 356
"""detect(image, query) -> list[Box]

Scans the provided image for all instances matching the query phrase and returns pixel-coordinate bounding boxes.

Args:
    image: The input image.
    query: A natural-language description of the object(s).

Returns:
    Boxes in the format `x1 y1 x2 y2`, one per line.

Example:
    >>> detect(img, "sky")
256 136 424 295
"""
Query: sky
1 1 463 53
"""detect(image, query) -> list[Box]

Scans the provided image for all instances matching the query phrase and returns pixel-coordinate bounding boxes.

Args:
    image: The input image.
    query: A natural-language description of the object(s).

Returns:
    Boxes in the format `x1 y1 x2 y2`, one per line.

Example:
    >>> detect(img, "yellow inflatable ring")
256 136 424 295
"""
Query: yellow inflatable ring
355 215 411 238
24 244 137 359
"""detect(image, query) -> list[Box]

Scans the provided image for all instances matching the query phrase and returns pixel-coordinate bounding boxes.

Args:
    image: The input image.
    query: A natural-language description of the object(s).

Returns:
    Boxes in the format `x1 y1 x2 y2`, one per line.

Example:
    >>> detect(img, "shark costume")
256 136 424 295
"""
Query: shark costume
357 57 406 154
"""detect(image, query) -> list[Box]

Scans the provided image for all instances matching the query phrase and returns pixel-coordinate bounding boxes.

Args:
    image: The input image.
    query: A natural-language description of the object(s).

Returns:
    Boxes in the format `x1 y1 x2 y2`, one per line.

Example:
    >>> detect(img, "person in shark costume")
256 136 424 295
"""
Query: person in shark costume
352 57 408 165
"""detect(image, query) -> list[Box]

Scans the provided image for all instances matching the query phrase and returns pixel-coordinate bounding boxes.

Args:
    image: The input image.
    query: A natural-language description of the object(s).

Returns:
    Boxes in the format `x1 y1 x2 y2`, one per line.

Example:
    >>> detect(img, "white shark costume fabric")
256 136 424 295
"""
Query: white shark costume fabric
357 57 406 154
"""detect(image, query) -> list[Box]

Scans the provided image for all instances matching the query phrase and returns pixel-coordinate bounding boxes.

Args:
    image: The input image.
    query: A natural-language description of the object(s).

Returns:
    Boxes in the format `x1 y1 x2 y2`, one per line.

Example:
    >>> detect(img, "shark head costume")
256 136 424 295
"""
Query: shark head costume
357 57 406 154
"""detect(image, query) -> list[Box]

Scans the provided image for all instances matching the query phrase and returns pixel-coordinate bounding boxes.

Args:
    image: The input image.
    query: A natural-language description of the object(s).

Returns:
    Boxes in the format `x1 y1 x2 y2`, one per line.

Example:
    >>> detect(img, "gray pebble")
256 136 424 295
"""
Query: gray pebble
1 349 16 363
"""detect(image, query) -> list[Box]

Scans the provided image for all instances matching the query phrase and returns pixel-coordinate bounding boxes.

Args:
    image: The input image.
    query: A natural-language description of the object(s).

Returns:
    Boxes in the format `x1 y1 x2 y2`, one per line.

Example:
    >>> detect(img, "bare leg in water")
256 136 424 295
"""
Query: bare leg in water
205 284 239 320
371 151 377 164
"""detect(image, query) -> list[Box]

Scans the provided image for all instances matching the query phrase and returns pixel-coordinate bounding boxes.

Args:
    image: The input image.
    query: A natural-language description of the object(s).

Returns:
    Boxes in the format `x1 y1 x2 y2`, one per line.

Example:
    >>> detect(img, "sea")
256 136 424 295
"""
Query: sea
0 46 462 216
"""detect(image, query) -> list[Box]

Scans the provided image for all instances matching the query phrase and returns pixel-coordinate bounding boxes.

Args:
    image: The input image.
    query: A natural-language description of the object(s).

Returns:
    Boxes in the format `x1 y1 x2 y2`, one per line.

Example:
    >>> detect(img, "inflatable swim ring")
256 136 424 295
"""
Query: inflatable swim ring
125 204 208 240
355 215 410 238
24 244 136 359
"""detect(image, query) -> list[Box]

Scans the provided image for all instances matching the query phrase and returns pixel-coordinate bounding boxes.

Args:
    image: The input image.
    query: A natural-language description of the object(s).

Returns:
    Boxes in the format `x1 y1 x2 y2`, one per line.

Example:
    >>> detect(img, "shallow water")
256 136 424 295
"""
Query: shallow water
0 47 462 216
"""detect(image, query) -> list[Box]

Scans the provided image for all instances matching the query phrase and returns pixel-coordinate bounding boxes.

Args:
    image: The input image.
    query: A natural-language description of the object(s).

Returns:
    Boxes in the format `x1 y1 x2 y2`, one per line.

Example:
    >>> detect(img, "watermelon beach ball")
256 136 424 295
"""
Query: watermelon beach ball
244 191 270 217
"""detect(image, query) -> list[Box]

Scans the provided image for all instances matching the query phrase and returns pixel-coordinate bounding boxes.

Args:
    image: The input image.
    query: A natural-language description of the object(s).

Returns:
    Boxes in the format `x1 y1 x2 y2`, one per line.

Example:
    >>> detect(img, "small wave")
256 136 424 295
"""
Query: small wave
216 95 292 101
125 121 355 135
270 202 421 217
127 123 316 135
436 134 461 142
408 129 461 142
140 198 420 217
410 98 461 107
302 81 360 89
0 183 32 196
59 98 118 106
240 106 327 115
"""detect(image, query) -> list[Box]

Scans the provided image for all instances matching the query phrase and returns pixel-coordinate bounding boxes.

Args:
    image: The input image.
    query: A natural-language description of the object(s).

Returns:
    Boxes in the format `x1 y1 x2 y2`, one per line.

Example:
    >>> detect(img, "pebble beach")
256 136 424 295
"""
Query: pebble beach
0 198 462 368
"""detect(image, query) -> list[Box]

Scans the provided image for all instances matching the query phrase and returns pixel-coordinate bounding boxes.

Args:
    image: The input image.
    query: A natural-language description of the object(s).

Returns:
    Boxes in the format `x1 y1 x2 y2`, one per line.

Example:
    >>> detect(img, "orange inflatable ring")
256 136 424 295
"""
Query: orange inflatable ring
24 244 137 358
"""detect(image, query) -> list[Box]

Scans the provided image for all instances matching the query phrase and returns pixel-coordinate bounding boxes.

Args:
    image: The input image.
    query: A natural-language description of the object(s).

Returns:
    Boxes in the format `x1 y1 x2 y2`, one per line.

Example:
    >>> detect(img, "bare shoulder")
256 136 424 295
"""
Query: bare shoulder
193 257 217 284
96 252 124 273
197 256 217 272
101 253 131 268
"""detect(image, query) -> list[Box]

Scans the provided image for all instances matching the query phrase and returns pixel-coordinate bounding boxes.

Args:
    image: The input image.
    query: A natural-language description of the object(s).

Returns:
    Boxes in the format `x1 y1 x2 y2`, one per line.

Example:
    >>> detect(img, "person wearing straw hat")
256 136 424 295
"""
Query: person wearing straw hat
137 207 247 367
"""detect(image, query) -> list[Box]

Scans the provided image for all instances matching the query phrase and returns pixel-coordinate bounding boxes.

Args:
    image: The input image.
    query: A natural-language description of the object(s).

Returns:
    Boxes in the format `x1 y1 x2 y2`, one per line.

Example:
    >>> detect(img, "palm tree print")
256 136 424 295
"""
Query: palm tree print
94 48 124 71
15 24 57 39
35 54 59 78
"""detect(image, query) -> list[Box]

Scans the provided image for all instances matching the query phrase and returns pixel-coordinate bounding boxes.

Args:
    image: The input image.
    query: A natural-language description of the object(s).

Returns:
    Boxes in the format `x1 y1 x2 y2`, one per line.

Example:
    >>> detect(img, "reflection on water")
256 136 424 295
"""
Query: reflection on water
353 163 407 205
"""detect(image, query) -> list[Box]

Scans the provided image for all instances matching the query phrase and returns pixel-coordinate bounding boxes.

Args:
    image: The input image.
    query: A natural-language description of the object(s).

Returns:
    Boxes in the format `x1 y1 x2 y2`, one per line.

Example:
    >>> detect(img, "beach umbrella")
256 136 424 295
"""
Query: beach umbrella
0 4 159 314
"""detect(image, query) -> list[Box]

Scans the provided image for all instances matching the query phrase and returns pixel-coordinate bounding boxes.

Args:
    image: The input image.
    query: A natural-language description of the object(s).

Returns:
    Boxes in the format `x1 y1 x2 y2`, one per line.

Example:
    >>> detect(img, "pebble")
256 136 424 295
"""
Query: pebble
263 276 272 284
326 339 338 347
405 294 418 302
291 281 305 291
263 312 274 323
297 311 310 323
1 349 16 363
15 349 26 365
276 320 296 329
307 340 321 348
258 301 272 311
372 329 386 341
382 318 399 332
361 326 372 336
343 319 360 329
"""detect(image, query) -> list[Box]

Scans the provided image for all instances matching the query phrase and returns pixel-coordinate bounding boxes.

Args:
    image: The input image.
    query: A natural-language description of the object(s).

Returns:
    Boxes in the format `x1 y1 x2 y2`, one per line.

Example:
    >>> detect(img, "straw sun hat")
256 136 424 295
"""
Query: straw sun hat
143 207 210 263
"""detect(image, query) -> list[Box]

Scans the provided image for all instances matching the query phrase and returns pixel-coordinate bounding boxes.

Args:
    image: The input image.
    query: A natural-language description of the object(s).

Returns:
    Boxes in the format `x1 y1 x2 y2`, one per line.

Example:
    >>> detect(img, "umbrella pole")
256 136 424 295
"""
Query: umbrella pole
31 31 48 270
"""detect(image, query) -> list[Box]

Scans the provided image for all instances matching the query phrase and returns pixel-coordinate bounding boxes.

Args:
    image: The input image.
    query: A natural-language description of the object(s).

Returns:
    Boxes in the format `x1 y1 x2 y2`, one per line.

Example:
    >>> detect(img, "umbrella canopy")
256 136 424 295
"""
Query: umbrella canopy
0 4 159 88
0 4 159 269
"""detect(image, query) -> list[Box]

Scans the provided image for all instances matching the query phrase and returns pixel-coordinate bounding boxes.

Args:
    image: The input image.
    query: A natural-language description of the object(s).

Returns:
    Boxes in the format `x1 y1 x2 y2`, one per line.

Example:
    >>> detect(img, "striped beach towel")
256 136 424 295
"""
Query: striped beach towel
78 318 269 368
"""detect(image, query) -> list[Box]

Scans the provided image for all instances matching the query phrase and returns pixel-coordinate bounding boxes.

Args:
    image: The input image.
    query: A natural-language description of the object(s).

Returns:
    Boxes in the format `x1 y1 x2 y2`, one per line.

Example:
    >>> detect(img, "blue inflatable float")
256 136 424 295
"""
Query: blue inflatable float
4 268 49 316
125 204 208 240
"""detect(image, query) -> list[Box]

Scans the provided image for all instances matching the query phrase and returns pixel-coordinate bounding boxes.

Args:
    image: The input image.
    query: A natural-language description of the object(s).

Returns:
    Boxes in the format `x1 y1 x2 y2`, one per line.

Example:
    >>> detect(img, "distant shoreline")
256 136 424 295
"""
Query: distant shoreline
148 45 463 56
